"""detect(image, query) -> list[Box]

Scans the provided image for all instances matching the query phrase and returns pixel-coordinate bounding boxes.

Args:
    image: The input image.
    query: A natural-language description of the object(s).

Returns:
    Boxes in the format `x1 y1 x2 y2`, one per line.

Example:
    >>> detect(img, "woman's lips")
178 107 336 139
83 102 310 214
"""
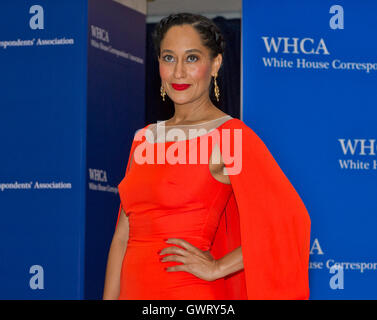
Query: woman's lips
171 83 191 91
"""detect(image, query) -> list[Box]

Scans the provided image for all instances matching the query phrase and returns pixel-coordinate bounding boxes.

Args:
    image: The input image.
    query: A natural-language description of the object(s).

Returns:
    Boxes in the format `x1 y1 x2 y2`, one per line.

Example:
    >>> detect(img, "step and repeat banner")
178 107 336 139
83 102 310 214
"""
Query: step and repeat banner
2 0 375 301
243 0 377 299
85 0 145 299
0 0 145 299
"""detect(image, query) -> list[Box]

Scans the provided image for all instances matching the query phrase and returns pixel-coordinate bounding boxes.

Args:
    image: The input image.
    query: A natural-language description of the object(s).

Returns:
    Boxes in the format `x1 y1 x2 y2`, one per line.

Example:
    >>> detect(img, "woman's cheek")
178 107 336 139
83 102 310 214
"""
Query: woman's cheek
159 64 171 81
189 64 211 81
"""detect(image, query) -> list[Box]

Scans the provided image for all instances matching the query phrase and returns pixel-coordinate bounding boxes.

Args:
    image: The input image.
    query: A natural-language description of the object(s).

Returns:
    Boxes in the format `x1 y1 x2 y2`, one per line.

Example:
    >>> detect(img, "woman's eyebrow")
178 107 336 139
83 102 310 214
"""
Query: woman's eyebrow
161 48 203 54
186 49 203 54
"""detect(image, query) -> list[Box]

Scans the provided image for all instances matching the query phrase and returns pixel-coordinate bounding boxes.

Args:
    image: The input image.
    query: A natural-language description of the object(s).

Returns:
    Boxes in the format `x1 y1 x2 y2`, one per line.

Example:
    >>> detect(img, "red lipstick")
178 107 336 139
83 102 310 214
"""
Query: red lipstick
171 83 191 91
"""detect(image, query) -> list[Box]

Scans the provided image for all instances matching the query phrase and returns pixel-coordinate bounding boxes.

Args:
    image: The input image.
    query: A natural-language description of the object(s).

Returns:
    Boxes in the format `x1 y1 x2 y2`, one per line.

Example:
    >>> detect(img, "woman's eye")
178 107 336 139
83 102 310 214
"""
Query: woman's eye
187 55 198 62
163 55 174 62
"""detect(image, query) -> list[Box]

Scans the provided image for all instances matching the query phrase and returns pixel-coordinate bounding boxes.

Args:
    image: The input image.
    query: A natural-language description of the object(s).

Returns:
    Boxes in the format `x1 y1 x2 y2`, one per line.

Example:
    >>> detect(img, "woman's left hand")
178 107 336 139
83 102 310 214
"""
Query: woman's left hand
159 238 220 282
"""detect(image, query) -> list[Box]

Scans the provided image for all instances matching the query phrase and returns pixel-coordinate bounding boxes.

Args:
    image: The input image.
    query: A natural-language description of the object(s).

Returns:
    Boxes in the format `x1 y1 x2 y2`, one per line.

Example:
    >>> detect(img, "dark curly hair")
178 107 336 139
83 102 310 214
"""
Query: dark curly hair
152 13 226 63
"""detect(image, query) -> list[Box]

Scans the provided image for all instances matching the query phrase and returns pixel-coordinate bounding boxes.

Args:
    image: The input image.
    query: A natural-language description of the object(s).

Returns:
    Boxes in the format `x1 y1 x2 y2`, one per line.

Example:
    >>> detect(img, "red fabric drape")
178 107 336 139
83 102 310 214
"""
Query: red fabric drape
210 119 311 299
116 119 311 299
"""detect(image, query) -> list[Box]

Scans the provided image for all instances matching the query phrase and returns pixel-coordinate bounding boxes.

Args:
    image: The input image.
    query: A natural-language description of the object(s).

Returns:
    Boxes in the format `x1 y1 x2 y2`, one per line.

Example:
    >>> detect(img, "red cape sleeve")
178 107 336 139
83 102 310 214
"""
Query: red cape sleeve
210 119 311 300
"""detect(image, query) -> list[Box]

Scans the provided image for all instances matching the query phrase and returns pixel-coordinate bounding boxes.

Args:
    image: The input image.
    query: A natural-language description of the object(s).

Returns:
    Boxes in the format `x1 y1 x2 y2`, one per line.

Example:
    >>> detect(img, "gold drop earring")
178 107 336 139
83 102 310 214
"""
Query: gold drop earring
213 73 220 102
160 85 166 101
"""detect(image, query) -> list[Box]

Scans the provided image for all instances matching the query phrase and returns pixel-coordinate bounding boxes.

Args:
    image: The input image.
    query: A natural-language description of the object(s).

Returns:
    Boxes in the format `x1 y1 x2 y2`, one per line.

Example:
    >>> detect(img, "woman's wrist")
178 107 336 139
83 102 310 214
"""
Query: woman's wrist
210 246 244 281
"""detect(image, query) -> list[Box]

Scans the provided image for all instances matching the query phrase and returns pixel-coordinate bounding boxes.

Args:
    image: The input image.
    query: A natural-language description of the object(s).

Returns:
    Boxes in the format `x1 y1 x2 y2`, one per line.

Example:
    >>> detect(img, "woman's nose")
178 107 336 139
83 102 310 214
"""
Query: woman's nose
174 60 186 79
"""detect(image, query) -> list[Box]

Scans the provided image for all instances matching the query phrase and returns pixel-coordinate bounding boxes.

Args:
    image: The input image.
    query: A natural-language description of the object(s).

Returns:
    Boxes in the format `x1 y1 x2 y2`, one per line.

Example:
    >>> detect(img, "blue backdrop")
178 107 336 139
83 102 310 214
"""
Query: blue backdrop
0 0 145 299
85 0 145 299
2 0 376 300
242 0 377 299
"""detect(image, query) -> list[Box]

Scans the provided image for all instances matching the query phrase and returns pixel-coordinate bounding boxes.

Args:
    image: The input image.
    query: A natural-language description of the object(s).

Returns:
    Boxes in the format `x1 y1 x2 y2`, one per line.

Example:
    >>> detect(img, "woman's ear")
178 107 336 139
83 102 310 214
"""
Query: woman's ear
212 53 223 76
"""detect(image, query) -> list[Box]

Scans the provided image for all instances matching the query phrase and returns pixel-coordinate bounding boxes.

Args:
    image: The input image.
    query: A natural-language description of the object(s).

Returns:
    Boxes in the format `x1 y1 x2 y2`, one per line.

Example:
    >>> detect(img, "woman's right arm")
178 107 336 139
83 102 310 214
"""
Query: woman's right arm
103 208 129 300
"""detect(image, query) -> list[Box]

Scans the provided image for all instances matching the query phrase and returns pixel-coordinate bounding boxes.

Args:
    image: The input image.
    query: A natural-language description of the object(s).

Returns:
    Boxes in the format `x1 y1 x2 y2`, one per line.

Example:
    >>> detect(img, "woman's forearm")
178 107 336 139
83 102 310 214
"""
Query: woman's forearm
103 238 128 300
214 246 244 280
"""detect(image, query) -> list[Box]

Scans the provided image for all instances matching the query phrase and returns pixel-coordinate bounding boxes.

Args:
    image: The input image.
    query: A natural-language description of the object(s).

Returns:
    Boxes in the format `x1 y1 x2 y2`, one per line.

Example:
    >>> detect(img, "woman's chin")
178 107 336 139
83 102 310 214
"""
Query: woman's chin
169 95 193 105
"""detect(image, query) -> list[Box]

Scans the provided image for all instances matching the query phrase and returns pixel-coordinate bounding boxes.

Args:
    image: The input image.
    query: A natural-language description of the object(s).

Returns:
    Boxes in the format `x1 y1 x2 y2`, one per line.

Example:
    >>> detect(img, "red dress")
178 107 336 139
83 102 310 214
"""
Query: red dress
115 118 311 300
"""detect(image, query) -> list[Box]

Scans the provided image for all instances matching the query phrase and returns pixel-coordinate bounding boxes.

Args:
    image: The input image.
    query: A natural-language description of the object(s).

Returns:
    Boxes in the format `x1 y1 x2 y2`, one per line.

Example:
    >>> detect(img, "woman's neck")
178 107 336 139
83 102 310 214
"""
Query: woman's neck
167 97 224 126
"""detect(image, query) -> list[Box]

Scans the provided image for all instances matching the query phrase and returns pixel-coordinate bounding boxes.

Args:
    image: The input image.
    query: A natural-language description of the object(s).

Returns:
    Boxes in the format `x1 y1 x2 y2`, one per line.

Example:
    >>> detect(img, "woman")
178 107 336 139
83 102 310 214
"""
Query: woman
103 13 311 300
